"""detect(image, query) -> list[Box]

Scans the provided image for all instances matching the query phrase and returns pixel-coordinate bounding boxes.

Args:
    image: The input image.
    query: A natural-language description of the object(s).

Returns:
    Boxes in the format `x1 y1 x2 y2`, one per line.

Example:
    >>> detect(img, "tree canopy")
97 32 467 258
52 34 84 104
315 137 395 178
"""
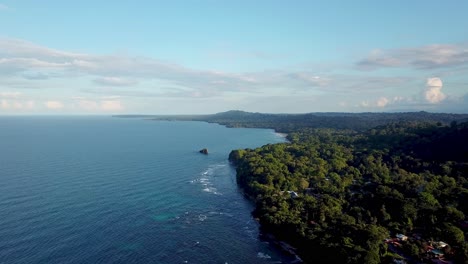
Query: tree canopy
229 120 468 263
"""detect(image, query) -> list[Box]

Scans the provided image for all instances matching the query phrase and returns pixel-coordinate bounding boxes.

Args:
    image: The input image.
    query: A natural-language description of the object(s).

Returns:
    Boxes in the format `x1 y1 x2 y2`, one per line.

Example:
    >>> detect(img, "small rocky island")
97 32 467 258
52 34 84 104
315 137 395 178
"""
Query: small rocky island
199 148 208 154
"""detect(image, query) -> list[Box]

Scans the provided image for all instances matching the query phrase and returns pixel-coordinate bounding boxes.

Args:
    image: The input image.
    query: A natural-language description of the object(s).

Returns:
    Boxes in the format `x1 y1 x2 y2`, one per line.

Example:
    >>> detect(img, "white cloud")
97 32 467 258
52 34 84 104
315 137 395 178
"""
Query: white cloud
45 101 64 109
426 77 443 87
0 99 35 110
24 100 35 109
11 101 23 109
0 92 22 98
376 97 389 107
424 77 446 103
393 96 405 102
77 100 99 111
3 38 388 99
0 4 8 10
1 99 9 109
358 49 402 69
360 96 401 108
0 37 466 113
0 58 72 69
72 97 123 111
0 38 263 96
101 100 123 111
358 44 468 70
94 77 138 86
292 73 331 87
0 37 435 102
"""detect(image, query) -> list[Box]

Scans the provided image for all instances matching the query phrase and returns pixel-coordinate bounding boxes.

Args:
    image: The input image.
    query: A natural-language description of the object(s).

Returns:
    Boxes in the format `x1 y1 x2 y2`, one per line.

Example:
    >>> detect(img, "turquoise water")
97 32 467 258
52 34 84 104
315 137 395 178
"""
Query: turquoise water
0 117 290 264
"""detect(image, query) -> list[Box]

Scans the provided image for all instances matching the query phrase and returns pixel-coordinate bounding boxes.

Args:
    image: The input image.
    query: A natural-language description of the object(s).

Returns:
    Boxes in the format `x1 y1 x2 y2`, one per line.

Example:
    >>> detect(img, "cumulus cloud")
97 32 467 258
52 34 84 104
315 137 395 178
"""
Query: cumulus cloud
426 77 442 87
45 101 64 109
0 99 35 110
0 37 433 102
1 37 466 113
424 77 446 103
0 92 36 110
357 44 468 70
376 97 389 107
360 96 408 108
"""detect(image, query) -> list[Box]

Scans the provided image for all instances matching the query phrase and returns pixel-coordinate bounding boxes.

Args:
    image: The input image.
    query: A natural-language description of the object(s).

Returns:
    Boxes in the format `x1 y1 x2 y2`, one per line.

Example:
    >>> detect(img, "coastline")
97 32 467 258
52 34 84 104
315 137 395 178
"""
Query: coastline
260 233 303 263
274 132 288 138
116 113 468 263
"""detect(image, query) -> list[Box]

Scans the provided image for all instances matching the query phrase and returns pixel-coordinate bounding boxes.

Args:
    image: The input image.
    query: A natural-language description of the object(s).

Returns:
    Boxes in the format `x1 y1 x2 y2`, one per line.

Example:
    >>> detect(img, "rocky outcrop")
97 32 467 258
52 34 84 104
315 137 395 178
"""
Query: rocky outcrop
199 148 208 154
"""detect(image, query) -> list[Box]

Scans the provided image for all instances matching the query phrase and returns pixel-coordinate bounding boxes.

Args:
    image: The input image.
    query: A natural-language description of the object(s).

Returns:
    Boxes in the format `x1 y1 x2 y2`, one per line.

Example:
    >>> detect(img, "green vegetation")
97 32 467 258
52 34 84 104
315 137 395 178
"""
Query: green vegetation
229 120 468 263
117 111 468 263
117 110 468 132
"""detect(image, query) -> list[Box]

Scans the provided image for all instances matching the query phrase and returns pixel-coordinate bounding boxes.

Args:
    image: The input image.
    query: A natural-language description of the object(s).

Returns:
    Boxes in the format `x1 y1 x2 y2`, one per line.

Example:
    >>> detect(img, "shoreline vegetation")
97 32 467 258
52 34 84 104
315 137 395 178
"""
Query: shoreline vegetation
275 132 289 139
115 111 468 263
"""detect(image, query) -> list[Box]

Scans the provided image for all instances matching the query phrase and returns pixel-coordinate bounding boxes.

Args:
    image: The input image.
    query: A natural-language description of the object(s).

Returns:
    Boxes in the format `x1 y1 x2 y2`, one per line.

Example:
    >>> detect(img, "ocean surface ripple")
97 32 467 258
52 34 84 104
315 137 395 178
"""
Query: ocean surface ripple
0 117 290 264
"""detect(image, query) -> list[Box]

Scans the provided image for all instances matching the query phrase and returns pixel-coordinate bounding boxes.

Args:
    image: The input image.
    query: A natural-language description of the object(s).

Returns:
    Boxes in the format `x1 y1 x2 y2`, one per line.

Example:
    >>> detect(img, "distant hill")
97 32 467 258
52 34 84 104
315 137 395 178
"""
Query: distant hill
115 110 468 132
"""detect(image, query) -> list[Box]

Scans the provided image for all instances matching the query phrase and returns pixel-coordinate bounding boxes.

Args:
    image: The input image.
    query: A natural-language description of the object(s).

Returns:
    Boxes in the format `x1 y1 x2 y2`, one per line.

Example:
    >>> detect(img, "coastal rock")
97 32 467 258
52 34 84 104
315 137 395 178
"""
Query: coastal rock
199 148 208 154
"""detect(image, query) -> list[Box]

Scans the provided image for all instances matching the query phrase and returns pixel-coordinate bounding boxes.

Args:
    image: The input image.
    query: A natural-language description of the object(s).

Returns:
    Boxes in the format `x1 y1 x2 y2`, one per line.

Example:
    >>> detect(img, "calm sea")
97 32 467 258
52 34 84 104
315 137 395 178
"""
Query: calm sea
0 116 291 264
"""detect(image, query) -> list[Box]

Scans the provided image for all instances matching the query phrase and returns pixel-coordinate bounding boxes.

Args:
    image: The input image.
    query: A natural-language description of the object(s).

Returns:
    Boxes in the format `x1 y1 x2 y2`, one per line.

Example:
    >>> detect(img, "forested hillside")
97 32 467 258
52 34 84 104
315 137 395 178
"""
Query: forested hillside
117 110 468 132
230 121 468 263
201 111 468 132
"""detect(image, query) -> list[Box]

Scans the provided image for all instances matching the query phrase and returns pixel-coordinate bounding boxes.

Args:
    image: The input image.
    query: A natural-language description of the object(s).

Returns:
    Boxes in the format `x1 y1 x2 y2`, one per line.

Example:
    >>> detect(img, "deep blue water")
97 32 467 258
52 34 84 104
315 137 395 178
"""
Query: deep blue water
0 117 290 264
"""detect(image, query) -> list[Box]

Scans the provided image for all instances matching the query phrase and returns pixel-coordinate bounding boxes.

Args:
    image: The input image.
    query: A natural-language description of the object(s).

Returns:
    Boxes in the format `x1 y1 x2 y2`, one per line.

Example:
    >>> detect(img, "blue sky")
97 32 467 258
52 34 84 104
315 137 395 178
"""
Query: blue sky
0 0 467 114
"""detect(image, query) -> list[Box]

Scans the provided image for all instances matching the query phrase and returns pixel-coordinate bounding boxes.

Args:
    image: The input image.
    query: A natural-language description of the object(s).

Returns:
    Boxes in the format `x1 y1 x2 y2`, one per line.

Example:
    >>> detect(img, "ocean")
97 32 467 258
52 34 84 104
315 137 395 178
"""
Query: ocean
0 116 290 264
